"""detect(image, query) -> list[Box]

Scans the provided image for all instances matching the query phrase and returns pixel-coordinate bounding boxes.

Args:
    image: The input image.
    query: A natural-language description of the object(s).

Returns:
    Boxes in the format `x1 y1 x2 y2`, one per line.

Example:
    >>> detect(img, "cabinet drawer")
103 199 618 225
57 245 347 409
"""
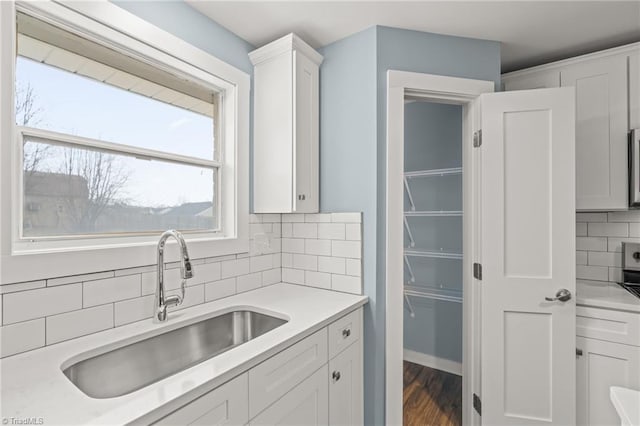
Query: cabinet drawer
577 306 640 346
328 308 362 359
154 373 248 426
249 328 328 418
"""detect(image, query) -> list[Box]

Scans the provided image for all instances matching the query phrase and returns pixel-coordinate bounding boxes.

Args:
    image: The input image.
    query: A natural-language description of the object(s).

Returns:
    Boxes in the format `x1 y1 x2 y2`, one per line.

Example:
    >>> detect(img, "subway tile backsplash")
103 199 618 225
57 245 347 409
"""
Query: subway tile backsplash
576 211 640 283
281 212 363 294
0 214 282 357
0 212 363 358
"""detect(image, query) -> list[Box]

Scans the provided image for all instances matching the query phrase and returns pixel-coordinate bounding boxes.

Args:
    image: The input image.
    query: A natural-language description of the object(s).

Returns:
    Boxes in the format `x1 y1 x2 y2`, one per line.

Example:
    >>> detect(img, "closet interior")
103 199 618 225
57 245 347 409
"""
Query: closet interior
402 100 463 426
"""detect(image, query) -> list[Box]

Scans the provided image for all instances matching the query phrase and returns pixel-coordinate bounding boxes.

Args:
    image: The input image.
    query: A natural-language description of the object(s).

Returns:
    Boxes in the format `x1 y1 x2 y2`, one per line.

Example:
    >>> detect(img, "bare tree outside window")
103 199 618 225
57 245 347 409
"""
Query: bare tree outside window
60 147 130 233
16 81 49 192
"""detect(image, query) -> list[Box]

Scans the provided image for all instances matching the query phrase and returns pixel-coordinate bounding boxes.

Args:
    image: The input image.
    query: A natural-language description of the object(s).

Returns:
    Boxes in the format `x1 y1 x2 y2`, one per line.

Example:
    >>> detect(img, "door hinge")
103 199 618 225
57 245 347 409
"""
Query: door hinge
473 130 482 148
473 263 482 280
473 393 482 416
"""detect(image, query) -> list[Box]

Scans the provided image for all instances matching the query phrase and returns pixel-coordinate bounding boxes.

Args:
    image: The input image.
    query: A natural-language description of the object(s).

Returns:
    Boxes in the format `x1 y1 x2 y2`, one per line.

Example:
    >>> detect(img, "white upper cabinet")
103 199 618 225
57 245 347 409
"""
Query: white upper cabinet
502 43 639 211
250 34 323 213
562 54 628 211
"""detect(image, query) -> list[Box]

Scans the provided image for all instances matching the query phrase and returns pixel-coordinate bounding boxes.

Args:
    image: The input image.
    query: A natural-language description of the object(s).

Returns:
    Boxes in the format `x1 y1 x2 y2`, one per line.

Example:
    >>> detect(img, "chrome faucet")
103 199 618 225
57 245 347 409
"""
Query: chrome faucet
155 230 194 322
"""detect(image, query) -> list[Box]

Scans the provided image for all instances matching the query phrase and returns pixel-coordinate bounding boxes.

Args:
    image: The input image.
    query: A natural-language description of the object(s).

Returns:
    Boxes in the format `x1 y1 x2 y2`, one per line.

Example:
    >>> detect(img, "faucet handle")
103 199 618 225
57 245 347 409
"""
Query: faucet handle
164 294 182 309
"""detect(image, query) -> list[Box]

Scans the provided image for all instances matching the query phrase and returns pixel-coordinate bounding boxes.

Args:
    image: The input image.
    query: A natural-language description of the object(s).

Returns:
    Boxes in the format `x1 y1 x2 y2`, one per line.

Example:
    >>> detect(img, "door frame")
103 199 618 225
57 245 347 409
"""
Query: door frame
385 70 494 425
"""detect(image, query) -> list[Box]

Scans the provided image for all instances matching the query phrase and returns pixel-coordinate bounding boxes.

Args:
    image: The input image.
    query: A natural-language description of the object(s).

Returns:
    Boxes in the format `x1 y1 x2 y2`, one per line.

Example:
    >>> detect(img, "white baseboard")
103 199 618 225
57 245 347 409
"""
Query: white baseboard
403 349 463 376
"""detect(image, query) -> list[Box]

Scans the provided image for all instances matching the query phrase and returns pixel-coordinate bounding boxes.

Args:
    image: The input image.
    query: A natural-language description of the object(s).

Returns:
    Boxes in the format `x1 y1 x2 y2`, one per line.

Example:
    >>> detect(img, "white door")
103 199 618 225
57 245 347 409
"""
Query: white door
479 87 576 425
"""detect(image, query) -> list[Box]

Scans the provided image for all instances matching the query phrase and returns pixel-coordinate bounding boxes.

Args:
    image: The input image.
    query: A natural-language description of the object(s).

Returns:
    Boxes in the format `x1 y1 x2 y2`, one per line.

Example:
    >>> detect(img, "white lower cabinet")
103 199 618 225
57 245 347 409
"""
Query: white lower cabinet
576 305 640 426
577 337 640 426
329 339 363 426
154 307 364 426
249 328 328 418
250 365 329 425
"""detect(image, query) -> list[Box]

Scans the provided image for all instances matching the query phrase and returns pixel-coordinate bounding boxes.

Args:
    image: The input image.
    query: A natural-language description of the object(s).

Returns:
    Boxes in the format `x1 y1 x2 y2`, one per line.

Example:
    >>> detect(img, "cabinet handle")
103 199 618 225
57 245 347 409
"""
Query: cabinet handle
342 328 351 338
576 348 583 357
332 371 341 382
298 194 306 201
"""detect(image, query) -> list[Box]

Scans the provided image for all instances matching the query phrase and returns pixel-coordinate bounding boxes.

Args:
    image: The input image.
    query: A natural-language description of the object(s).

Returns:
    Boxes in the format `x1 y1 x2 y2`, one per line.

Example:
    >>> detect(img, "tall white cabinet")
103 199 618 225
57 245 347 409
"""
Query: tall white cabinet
250 34 323 213
503 43 640 211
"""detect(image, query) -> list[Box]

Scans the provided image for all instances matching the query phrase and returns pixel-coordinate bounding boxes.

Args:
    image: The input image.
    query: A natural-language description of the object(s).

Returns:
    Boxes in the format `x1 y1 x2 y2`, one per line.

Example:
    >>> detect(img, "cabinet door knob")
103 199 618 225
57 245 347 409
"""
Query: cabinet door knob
342 328 351 338
298 194 306 201
332 371 341 382
576 348 583 356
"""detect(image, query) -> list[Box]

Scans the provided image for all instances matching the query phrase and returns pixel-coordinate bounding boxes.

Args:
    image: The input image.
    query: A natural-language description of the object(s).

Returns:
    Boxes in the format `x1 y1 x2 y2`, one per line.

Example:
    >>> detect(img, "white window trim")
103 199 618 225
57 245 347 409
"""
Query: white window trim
0 1 250 284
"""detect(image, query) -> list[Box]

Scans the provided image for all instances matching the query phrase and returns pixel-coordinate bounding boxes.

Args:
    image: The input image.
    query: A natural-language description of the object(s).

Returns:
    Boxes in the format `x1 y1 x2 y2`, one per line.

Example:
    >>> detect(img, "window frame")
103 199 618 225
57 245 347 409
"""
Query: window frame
0 1 250 284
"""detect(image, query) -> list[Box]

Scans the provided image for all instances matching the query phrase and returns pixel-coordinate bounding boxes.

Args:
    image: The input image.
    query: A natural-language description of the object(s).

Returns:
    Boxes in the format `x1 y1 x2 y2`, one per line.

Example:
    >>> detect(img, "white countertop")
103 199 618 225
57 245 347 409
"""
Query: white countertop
611 386 640 426
0 283 367 425
577 280 640 313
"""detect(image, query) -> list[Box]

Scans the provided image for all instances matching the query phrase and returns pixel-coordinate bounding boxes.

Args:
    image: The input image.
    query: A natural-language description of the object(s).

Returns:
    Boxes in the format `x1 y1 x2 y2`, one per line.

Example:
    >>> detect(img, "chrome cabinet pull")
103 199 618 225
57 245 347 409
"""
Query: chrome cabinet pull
342 328 351 338
332 371 341 382
545 288 572 302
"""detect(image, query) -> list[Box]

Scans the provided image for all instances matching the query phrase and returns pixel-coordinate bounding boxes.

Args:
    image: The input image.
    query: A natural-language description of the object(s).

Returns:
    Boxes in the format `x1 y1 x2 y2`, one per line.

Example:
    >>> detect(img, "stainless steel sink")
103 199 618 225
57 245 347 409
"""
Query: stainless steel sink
63 310 287 398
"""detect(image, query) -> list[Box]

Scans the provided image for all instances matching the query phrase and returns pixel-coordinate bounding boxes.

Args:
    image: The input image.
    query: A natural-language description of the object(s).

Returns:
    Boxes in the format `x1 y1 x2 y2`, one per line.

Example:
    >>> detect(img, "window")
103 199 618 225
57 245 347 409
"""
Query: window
16 12 221 239
0 2 249 283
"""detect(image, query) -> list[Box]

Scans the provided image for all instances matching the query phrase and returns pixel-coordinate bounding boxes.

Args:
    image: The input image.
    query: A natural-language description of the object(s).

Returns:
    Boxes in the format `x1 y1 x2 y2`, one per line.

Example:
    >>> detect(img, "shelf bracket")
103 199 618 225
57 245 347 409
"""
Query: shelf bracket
404 292 416 318
404 254 416 283
403 216 416 247
403 176 416 211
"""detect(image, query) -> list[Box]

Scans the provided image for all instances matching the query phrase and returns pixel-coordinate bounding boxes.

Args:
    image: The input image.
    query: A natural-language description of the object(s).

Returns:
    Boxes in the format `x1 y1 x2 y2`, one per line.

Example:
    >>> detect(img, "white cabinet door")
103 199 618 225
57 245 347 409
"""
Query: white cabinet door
293 50 319 213
479 87 576 425
576 336 640 426
328 340 363 426
250 365 329 426
561 55 628 210
252 50 294 213
154 374 249 426
503 69 560 91
249 328 328 418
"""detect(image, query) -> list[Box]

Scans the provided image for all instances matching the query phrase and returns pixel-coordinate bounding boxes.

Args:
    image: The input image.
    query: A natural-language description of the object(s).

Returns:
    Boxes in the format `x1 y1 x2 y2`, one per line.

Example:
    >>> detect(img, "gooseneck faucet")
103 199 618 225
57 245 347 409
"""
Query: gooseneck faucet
155 230 193 322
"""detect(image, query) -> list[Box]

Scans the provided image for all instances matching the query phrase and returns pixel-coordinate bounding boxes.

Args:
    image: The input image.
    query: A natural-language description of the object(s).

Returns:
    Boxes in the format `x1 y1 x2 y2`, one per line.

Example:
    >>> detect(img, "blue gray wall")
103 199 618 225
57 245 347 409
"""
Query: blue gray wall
319 27 381 424
322 26 500 425
403 102 463 362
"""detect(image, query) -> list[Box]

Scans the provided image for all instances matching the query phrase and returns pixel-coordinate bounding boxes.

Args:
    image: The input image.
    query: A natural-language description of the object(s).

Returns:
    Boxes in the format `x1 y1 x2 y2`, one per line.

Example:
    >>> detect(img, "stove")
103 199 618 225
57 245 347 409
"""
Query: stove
618 242 640 299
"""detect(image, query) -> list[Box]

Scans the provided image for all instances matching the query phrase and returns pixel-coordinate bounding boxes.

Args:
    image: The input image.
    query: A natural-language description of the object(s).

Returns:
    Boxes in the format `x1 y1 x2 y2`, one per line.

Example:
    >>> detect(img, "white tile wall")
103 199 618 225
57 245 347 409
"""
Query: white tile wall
576 211 639 283
0 212 362 357
0 214 282 358
281 213 363 294
46 304 114 345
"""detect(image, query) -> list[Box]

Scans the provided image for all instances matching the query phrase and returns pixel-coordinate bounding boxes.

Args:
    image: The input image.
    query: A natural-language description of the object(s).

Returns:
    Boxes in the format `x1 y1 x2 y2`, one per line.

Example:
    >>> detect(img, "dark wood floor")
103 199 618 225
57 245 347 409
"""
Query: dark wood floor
403 361 462 426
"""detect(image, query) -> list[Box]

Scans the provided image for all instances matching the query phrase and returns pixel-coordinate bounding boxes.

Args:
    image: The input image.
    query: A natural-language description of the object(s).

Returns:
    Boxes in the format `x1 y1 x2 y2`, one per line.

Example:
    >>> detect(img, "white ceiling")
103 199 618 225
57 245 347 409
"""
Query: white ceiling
187 1 640 73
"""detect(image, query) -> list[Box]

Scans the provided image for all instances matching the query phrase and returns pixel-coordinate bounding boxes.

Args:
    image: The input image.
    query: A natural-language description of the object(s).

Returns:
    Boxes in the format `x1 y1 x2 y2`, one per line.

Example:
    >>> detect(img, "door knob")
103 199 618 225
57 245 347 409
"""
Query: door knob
545 288 572 302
